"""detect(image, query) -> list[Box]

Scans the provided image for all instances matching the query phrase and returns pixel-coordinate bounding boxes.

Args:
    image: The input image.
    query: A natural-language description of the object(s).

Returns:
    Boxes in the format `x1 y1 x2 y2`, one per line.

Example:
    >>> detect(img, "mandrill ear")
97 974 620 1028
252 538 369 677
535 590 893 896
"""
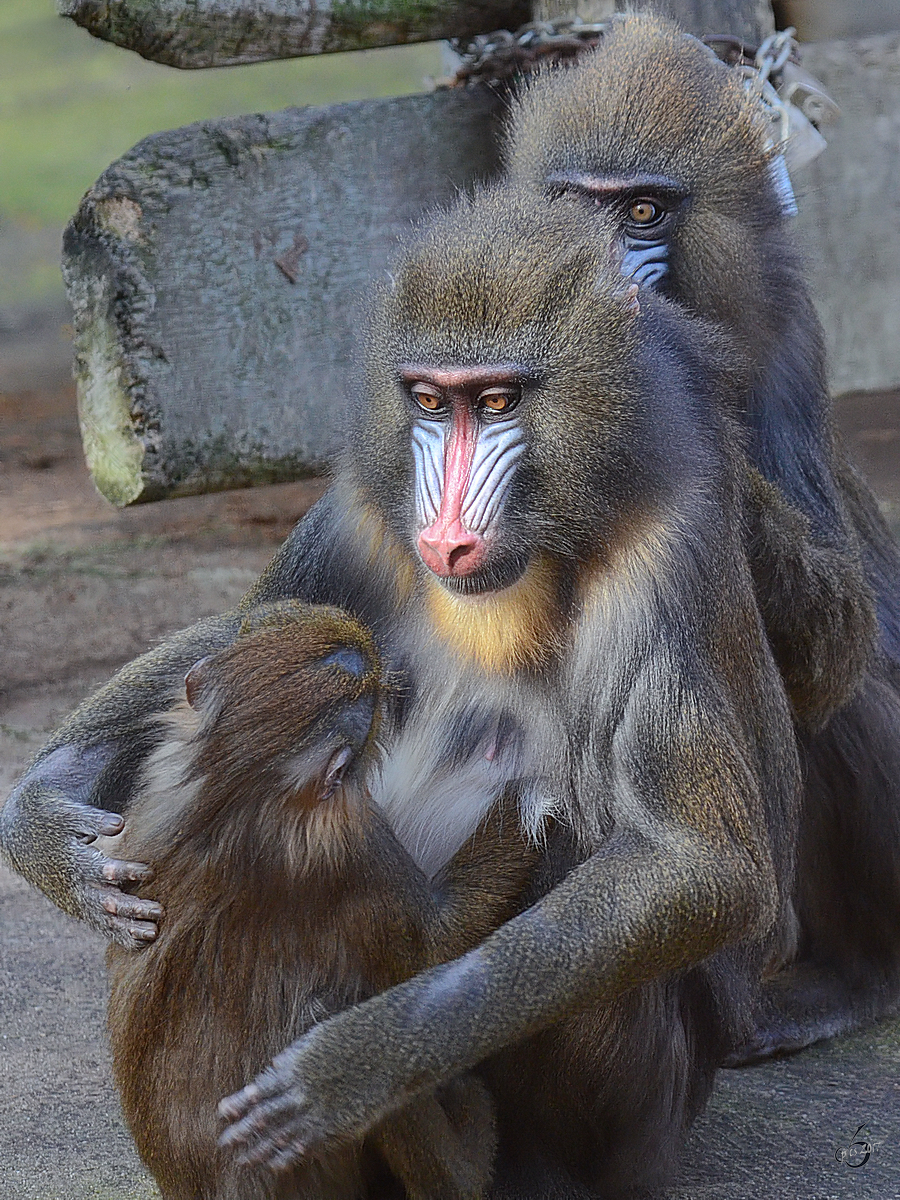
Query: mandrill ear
620 282 640 317
319 746 354 800
185 657 212 709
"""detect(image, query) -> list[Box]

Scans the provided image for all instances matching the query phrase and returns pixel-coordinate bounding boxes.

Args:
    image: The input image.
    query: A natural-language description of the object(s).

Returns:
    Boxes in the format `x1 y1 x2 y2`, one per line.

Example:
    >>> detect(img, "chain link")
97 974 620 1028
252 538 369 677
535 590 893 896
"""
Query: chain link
447 18 610 85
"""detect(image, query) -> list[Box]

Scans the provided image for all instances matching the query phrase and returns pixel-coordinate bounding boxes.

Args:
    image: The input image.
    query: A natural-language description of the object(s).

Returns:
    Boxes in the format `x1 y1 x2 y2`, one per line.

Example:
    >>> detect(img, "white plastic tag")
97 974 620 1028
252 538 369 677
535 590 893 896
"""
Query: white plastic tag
784 102 828 172
769 154 799 218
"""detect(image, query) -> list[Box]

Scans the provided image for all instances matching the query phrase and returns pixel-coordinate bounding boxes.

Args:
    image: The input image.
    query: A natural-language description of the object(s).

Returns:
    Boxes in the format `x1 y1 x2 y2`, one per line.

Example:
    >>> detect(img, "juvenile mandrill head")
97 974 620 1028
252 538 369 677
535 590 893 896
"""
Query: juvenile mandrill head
184 602 381 805
352 187 705 598
505 13 787 352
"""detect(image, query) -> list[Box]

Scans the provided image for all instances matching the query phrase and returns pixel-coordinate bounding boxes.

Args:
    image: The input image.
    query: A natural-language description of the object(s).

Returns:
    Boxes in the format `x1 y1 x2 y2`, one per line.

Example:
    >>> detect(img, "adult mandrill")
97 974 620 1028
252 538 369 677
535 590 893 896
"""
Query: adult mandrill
219 189 799 1195
104 600 533 1200
505 12 900 1058
2 187 799 1195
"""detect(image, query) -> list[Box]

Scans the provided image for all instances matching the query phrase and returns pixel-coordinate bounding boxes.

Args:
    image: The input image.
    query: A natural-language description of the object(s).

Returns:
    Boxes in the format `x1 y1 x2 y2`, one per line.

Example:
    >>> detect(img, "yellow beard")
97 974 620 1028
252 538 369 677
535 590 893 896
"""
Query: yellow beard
424 555 561 674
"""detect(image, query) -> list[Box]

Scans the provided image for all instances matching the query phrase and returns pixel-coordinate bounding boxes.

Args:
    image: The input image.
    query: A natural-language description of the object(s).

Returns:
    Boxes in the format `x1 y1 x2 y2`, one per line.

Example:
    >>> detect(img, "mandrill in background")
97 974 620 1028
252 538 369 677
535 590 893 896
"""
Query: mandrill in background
504 11 900 1058
102 600 535 1200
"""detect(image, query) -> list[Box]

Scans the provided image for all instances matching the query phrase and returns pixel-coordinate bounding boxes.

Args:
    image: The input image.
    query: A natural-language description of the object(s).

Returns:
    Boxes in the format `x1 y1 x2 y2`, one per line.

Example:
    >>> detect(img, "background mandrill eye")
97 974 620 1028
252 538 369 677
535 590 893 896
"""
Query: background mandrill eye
628 199 663 227
478 388 519 415
411 385 443 413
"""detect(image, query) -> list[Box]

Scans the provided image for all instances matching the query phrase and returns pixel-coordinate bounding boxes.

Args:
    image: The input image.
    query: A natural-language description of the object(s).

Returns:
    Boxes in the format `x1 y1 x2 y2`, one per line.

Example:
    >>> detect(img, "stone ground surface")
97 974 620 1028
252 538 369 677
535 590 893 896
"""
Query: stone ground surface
2 338 900 1199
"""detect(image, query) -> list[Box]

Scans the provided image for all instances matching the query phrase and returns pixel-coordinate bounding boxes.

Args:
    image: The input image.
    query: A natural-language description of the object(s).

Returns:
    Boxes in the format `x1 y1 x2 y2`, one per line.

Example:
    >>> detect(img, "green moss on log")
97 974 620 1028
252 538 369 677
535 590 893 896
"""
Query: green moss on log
75 313 146 507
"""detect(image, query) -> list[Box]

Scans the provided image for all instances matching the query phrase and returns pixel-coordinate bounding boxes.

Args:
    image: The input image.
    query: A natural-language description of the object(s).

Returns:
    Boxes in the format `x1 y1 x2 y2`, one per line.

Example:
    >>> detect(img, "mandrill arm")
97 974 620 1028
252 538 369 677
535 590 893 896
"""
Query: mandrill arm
0 615 242 946
0 488 372 947
219 687 785 1172
744 468 876 731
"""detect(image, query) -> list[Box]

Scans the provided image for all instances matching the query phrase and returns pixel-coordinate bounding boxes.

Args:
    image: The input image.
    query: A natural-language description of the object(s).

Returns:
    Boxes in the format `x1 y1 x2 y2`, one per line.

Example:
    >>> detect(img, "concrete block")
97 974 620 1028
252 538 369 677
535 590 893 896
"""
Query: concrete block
795 31 900 398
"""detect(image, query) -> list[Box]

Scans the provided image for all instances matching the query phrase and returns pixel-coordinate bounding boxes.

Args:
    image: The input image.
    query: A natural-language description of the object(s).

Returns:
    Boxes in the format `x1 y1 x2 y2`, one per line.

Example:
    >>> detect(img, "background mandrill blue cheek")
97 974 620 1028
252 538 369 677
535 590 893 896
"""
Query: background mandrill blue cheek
622 235 670 289
545 172 688 291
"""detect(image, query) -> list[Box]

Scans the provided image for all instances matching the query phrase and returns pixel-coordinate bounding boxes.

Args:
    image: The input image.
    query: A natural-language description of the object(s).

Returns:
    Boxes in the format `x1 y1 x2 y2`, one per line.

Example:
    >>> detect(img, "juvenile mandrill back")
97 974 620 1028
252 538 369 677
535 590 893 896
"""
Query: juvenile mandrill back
103 601 535 1200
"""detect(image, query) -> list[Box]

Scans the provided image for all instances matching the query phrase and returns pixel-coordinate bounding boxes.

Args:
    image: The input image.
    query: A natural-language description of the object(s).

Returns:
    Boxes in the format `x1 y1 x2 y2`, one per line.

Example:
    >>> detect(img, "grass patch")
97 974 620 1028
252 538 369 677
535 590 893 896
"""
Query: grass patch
0 0 443 308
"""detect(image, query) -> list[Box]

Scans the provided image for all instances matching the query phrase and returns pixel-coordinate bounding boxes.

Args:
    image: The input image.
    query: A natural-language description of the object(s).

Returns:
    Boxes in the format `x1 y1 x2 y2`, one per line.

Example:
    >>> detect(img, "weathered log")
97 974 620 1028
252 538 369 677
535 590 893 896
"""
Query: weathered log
57 0 531 68
63 88 505 505
58 0 773 69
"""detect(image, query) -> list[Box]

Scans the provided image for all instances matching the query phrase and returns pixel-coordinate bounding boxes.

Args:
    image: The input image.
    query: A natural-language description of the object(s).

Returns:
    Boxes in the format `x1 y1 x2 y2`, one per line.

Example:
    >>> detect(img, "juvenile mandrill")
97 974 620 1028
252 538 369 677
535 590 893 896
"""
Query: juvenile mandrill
505 12 900 1057
2 186 799 1195
103 600 532 1200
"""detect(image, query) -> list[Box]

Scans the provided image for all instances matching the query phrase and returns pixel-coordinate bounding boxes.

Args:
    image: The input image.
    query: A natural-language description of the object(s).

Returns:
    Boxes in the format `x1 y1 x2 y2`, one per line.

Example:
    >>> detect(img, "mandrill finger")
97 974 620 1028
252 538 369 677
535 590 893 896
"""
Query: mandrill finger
236 1129 309 1174
217 1081 267 1125
269 1143 309 1174
220 1089 313 1158
100 857 155 885
232 1120 308 1171
92 884 163 947
102 913 161 950
93 809 126 839
101 890 164 923
109 917 159 944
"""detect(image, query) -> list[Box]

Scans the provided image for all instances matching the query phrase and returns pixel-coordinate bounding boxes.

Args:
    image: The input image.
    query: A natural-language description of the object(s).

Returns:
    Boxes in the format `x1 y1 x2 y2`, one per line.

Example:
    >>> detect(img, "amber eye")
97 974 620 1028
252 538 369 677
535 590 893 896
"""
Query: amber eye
479 388 519 414
628 198 663 226
411 384 443 412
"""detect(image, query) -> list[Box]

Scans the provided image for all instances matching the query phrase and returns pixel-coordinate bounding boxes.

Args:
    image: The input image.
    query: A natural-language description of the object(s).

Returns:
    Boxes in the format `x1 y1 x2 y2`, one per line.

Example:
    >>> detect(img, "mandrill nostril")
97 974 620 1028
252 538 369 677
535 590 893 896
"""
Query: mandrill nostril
447 542 477 571
418 523 487 578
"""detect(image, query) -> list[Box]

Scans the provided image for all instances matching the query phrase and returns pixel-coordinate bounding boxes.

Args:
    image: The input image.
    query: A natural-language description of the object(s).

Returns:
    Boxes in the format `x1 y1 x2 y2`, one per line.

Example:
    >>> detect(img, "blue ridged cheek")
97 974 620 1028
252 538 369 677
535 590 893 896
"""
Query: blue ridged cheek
622 238 669 288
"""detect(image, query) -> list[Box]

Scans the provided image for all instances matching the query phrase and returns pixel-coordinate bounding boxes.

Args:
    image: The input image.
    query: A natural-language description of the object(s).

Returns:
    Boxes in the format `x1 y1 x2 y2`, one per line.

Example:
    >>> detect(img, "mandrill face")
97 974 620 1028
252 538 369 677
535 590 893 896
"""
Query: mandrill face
357 187 659 602
403 362 529 590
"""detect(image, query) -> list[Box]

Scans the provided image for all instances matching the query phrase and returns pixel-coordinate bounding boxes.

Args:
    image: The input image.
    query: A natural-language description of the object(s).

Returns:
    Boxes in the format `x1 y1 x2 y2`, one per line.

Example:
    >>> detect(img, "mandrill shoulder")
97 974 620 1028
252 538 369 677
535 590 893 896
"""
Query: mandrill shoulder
242 479 416 629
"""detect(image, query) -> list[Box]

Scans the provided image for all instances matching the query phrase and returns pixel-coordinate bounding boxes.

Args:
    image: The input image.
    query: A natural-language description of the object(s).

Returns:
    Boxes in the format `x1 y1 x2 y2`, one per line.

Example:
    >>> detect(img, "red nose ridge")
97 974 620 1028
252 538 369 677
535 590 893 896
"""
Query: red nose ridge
417 518 486 578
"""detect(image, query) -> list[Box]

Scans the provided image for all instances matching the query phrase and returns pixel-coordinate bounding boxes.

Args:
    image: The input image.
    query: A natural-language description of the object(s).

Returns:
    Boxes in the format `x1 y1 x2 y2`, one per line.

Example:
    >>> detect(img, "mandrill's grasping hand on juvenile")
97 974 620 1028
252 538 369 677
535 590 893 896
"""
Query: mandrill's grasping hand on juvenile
1 744 163 948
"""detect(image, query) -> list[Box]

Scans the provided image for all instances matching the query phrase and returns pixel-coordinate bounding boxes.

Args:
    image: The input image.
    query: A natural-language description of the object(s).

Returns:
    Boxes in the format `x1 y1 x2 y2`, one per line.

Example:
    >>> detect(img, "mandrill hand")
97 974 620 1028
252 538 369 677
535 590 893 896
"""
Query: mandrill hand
218 953 490 1173
0 745 163 949
217 1011 412 1172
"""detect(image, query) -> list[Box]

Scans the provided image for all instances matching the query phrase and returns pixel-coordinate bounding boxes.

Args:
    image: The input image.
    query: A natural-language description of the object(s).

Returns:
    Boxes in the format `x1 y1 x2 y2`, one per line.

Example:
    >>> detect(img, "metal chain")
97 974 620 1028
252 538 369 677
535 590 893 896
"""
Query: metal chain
447 20 832 131
447 19 611 86
738 28 798 148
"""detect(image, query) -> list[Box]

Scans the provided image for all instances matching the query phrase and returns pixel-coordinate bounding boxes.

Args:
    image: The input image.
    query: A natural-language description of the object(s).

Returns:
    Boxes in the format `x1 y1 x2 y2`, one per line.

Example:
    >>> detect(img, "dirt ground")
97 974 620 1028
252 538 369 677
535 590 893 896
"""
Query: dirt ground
2 344 900 1199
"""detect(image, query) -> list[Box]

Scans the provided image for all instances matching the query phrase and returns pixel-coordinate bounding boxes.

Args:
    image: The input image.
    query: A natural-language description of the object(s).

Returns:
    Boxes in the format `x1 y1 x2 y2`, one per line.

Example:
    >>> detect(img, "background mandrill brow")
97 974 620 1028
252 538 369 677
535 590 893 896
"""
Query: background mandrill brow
103 600 537 1200
206 187 801 1198
506 12 900 1061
